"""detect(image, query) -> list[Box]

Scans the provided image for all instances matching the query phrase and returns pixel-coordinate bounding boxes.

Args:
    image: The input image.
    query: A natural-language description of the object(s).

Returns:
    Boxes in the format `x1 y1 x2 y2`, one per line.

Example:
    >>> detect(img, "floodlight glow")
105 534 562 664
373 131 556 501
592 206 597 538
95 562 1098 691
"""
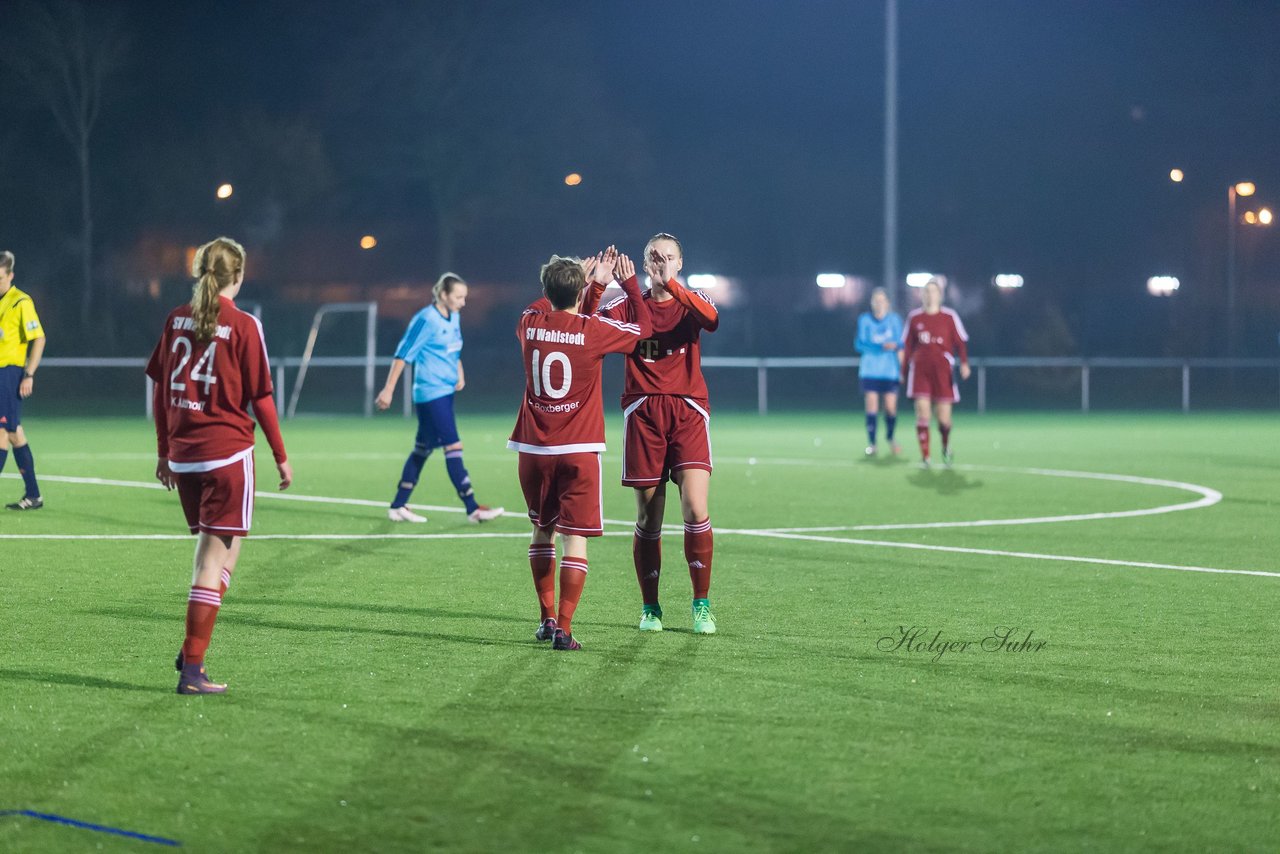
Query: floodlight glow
360 235 377 250
216 183 234 199
992 274 1024 289
686 274 719 289
1243 211 1258 225
564 173 582 186
1235 182 1256 197
1169 168 1184 183
905 272 934 288
1259 208 1274 225
815 273 846 289
1147 276 1180 296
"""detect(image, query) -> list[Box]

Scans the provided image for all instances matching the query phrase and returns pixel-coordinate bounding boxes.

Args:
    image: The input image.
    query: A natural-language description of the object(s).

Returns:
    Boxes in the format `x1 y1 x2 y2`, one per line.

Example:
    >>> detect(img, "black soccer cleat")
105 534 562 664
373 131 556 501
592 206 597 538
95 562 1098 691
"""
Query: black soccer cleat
551 628 582 651
535 618 558 642
6 496 43 510
177 663 227 695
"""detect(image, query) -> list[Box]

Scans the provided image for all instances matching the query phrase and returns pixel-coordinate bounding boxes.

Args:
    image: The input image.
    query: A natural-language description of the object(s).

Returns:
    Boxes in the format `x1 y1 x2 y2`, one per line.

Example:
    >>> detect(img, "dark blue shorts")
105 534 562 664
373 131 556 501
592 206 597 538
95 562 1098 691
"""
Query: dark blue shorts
413 394 461 451
860 377 900 396
0 365 24 431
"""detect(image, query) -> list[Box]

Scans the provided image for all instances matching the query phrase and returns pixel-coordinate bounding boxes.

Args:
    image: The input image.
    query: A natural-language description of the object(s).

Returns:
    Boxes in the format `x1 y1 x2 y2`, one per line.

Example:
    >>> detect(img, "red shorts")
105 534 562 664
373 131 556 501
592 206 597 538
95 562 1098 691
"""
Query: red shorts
517 452 603 537
906 358 959 403
175 453 256 537
621 396 712 487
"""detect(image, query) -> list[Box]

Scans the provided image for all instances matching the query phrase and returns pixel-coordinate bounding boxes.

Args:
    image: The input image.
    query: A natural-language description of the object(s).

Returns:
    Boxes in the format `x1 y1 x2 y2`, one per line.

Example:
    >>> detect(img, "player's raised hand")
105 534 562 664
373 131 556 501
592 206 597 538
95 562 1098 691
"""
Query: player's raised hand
615 253 635 282
644 248 663 285
155 458 176 491
591 246 618 284
581 255 599 282
277 460 293 490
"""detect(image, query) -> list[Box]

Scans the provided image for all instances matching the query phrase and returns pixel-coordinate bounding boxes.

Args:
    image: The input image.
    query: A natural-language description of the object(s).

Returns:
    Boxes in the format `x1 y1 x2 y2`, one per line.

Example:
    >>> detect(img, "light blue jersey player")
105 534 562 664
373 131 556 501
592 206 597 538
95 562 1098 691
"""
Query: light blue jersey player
854 287 904 457
375 273 503 523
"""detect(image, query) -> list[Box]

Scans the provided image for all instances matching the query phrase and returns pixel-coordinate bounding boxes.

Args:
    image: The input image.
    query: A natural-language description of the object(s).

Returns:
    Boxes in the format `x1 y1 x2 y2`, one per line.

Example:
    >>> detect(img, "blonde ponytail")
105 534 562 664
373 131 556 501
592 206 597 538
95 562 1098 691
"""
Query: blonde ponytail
189 236 246 343
433 272 465 304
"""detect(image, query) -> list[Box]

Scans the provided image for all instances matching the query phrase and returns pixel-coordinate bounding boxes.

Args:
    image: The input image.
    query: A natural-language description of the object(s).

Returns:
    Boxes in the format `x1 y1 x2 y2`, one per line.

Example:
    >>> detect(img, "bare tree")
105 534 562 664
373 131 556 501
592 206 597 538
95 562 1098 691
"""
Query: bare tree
2 0 127 331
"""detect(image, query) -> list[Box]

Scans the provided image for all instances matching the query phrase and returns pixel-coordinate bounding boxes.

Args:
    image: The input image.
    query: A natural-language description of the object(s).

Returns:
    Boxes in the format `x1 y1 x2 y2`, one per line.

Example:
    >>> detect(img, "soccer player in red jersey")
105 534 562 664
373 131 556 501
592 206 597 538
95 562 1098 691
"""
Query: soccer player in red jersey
146 237 292 694
508 249 651 650
591 233 720 635
900 278 970 468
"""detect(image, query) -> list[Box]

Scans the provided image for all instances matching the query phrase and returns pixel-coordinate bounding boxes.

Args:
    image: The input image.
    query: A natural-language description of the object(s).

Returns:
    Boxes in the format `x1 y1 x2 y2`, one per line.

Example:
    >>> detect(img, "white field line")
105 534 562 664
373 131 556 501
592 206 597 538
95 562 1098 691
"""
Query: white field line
761 464 1222 532
724 528 1280 580
4 468 1260 580
0 472 468 515
0 471 647 529
0 532 632 541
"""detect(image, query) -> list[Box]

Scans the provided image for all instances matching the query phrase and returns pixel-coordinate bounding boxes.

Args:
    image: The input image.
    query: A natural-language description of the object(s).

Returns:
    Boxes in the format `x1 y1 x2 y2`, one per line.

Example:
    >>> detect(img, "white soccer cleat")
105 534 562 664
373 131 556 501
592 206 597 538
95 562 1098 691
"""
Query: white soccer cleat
864 445 876 457
467 505 504 524
388 506 428 523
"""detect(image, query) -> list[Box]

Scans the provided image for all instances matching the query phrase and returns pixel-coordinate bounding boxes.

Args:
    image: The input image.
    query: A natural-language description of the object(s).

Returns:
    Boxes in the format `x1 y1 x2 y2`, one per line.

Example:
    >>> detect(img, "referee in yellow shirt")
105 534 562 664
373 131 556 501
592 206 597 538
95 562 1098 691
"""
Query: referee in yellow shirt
0 250 45 509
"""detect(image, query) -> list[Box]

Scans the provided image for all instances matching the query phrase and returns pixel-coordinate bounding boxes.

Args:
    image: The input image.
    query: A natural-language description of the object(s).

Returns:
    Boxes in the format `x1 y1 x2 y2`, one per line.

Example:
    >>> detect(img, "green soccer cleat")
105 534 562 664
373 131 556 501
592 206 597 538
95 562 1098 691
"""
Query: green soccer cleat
692 599 716 635
638 605 663 632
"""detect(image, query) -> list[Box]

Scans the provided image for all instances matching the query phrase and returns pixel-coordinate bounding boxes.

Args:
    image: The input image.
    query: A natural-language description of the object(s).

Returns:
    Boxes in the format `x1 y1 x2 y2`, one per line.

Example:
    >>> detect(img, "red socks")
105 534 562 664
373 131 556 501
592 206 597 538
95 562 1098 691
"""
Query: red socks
684 519 713 600
916 420 931 460
633 525 662 605
528 544 557 621
557 558 588 634
183 585 222 665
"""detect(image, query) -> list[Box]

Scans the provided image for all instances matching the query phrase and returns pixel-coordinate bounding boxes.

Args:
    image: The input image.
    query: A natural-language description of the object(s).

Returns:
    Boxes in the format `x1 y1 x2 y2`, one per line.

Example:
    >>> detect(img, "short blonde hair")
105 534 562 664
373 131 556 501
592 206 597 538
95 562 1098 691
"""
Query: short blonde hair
0 251 14 274
644 232 683 259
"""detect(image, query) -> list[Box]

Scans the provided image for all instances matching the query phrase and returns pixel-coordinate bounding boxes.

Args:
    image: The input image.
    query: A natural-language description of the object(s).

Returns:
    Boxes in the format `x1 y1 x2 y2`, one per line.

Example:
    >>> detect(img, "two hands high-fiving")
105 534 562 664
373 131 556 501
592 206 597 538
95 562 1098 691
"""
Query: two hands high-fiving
582 245 636 285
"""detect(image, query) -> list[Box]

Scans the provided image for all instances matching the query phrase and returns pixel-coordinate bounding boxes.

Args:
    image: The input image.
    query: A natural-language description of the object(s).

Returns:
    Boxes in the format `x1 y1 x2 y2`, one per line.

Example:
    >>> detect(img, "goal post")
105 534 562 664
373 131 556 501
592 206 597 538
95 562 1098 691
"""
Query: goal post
286 302 378 419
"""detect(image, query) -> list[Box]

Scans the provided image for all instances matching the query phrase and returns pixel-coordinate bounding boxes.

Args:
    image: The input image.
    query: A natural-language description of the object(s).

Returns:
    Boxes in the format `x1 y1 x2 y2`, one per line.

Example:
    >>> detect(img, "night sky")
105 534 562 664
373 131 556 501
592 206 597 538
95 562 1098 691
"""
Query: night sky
2 0 1278 357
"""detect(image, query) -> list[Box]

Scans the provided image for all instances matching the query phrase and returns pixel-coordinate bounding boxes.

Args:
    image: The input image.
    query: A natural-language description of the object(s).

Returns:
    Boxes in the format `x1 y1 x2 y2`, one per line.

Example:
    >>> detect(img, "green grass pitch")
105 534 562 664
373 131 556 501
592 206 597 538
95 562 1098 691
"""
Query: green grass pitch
1 411 1277 851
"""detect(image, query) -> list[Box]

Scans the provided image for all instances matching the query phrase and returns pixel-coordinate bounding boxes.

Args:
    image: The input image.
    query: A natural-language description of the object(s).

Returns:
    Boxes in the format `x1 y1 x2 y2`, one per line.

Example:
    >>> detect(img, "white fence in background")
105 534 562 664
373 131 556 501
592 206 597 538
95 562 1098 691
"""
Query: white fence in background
38 356 1280 417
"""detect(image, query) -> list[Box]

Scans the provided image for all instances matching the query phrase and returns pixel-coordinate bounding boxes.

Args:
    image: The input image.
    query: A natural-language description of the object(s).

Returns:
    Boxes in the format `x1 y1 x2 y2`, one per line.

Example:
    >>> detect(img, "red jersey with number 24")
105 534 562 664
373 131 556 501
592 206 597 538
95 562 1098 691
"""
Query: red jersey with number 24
145 297 274 464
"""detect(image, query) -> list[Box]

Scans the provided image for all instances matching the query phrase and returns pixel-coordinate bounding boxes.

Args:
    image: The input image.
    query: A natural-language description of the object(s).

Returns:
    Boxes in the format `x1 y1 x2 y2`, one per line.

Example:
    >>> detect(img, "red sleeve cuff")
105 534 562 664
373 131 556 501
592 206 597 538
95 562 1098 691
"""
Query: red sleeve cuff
253 394 288 463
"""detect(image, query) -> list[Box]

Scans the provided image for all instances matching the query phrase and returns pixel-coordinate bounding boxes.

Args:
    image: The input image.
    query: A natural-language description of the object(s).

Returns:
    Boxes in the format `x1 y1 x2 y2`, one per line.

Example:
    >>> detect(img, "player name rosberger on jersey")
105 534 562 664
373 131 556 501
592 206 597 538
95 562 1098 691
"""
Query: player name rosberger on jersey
172 316 233 340
526 327 586 346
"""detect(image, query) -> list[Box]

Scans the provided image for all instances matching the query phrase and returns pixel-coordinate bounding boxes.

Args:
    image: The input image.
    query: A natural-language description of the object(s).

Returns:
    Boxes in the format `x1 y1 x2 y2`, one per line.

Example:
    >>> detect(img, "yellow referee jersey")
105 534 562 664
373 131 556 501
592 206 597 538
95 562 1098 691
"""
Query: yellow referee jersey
0 286 45 367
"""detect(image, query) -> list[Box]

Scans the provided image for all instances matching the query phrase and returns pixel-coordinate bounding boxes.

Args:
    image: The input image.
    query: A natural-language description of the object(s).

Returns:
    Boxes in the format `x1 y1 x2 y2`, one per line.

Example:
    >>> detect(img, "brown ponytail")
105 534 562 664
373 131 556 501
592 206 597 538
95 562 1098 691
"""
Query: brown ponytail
189 237 245 343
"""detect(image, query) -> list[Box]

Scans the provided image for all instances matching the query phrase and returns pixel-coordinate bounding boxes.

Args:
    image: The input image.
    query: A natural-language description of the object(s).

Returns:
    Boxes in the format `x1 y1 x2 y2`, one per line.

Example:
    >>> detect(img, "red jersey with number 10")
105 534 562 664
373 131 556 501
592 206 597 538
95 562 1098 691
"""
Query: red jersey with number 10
507 299 648 454
145 297 274 464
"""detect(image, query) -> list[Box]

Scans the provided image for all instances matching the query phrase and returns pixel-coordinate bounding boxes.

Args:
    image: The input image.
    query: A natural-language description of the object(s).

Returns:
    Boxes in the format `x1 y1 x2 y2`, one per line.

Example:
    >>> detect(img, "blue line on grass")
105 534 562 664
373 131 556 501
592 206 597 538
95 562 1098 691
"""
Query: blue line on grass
0 809 181 846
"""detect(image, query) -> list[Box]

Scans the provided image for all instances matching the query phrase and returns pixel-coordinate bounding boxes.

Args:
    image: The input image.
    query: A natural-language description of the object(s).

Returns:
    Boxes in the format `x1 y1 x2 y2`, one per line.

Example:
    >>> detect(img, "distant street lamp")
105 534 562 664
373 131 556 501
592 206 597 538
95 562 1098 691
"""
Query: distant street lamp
1258 208 1273 226
563 173 582 186
1227 181 1259 356
1169 168 1184 183
359 235 377 250
1147 276 1180 296
216 183 234 200
992 274 1024 289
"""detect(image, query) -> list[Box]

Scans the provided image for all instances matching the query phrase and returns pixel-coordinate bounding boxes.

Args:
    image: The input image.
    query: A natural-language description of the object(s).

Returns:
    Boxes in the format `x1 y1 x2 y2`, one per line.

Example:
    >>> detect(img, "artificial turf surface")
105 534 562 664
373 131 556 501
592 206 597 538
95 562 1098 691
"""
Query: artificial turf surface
1 412 1277 851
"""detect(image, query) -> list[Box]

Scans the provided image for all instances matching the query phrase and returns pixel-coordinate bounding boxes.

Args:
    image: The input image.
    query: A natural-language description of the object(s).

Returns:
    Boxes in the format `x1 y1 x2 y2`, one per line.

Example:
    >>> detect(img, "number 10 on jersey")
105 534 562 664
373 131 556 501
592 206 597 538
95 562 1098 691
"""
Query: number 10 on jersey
531 348 571 399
